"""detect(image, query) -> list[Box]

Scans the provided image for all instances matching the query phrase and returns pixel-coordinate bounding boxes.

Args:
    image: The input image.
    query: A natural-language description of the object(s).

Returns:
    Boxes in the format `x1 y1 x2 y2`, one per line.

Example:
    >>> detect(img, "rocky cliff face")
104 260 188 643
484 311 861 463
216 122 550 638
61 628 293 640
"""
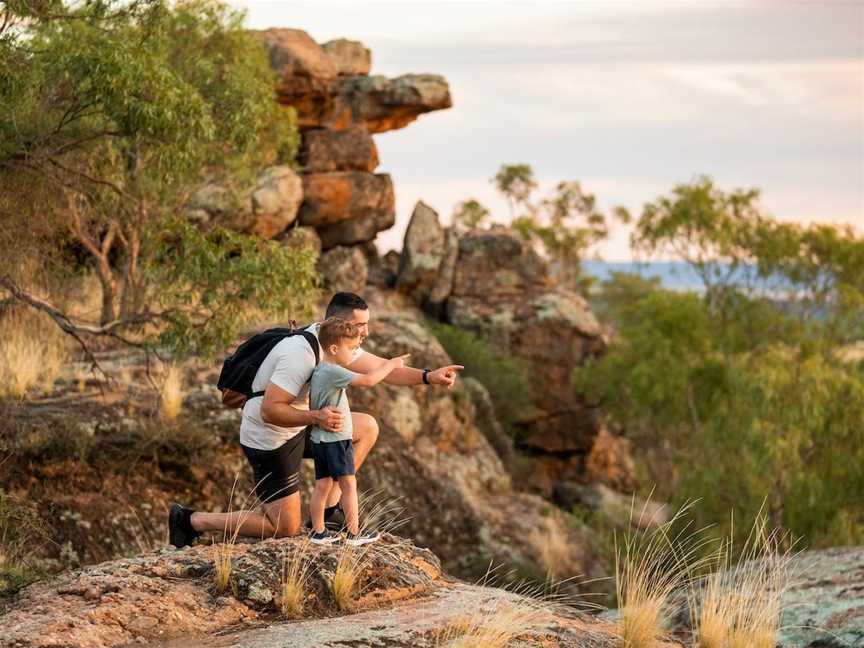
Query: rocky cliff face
393 204 637 503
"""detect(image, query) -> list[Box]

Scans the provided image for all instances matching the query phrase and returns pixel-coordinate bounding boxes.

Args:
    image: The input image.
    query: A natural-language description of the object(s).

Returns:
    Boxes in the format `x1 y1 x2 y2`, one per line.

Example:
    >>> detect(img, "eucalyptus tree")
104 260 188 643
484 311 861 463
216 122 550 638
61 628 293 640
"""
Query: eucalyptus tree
0 0 318 364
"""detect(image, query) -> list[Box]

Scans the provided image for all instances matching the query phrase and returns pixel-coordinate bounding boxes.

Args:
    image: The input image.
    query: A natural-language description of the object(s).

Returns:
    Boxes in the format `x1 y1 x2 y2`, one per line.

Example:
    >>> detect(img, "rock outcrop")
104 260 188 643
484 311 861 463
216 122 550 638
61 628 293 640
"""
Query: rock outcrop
254 28 451 251
666 546 864 647
0 534 642 648
186 29 450 251
393 205 636 497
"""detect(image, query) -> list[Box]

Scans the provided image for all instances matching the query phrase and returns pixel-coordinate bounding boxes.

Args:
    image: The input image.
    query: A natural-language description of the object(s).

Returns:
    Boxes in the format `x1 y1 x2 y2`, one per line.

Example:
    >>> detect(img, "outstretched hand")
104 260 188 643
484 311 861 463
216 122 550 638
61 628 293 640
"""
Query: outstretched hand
428 364 464 389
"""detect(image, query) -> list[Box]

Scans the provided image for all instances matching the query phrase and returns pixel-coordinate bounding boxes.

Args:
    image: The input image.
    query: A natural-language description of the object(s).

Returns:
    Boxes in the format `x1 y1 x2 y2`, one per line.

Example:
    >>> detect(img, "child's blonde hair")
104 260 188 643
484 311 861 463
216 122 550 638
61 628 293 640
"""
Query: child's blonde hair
318 317 360 350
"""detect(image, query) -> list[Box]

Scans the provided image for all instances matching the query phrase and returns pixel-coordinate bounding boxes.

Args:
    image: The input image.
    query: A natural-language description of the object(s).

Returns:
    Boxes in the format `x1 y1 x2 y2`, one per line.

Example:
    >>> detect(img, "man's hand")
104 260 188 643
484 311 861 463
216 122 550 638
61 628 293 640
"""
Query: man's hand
428 364 464 389
313 405 344 433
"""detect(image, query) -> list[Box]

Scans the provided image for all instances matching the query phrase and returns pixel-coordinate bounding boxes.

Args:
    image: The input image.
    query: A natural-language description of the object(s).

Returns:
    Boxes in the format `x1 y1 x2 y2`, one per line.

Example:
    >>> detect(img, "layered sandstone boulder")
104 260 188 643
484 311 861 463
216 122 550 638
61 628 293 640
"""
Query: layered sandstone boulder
299 126 379 173
299 172 395 249
322 38 371 76
251 29 449 250
260 28 452 133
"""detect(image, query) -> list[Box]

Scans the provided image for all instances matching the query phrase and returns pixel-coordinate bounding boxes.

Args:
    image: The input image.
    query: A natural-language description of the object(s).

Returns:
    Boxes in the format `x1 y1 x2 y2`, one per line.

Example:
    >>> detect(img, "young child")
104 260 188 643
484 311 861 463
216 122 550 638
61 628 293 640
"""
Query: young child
309 317 408 545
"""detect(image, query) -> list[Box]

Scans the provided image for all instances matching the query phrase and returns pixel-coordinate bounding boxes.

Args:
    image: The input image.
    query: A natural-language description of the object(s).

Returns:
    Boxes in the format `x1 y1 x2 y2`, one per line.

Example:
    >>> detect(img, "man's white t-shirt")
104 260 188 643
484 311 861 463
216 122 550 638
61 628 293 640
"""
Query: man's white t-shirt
239 323 364 450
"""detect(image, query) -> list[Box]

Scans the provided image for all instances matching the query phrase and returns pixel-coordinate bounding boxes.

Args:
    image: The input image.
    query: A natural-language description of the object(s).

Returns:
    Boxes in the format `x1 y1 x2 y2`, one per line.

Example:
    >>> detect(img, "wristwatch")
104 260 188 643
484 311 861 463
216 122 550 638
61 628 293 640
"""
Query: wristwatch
422 368 431 385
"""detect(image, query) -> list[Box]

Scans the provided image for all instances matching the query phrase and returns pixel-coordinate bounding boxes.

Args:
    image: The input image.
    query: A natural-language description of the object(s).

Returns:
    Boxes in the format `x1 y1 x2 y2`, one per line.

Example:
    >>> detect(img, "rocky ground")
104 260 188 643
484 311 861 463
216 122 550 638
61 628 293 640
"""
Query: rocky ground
0 534 633 648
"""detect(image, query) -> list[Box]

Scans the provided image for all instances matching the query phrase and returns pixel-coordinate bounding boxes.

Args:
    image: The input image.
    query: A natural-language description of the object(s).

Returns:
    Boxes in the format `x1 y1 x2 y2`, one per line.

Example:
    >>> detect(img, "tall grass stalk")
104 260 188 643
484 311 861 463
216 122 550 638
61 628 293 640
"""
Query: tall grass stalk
692 514 796 648
615 498 709 648
213 474 268 592
280 537 313 618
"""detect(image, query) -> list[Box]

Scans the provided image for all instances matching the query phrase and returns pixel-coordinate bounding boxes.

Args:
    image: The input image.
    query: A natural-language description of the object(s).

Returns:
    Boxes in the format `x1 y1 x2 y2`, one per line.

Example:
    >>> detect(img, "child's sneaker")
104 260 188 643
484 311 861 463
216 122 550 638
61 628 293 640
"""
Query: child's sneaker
310 528 340 545
345 530 380 546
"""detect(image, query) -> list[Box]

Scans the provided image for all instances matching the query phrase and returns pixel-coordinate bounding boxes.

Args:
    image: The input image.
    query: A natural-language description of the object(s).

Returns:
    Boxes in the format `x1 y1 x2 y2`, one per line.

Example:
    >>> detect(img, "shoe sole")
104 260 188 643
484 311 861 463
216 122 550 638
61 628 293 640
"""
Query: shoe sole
168 503 189 548
346 536 380 546
310 536 340 545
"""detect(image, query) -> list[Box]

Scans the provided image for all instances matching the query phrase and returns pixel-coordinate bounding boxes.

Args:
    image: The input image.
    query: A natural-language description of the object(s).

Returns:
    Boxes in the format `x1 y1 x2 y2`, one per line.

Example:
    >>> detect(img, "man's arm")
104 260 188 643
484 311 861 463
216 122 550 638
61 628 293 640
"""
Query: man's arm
348 352 464 388
260 382 343 432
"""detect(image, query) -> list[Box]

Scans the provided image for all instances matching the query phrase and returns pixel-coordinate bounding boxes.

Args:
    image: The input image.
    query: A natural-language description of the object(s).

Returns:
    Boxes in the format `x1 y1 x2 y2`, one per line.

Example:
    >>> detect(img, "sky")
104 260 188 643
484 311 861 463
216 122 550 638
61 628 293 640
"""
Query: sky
229 0 863 259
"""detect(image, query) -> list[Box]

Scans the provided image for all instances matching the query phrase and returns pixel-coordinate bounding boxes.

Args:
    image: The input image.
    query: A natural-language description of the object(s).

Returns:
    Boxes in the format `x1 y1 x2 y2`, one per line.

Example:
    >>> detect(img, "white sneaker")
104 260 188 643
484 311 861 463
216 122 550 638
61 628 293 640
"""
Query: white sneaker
345 530 380 546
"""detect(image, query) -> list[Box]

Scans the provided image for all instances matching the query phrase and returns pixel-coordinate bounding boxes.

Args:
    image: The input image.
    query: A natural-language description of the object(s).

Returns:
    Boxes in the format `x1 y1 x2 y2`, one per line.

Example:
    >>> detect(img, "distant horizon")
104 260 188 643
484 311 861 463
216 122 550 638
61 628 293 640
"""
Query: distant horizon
230 0 864 260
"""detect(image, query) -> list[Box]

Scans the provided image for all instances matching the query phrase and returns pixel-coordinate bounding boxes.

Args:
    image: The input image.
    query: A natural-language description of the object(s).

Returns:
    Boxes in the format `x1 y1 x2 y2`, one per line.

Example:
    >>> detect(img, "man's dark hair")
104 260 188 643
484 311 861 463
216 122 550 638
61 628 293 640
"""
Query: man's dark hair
325 292 368 320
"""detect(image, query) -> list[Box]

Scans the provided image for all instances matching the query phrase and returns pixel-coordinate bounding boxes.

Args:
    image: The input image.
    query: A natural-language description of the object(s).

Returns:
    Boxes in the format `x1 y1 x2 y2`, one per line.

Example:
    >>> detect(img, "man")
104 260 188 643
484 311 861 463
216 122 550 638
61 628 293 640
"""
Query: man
168 292 463 546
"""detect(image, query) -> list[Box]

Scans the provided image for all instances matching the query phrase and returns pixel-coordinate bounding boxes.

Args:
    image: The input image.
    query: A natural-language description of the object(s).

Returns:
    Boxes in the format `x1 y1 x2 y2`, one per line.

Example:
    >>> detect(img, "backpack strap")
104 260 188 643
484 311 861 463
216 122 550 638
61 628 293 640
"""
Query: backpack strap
247 326 320 401
299 329 321 366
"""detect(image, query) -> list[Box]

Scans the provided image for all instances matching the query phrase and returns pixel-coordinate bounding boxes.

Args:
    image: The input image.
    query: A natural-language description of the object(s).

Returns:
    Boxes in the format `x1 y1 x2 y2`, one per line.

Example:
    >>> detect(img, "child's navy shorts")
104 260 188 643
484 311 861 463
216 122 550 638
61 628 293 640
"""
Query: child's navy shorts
312 440 355 480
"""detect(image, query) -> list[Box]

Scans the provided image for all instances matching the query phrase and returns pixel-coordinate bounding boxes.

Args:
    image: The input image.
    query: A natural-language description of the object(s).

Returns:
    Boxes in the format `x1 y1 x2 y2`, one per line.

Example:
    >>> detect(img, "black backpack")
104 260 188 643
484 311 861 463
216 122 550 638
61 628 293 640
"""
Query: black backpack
217 325 320 409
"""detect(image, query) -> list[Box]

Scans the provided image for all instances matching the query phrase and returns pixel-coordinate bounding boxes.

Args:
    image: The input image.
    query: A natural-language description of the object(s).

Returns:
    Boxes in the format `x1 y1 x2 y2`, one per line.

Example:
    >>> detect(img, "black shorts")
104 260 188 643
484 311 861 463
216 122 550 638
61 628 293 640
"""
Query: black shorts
312 440 355 481
241 428 311 503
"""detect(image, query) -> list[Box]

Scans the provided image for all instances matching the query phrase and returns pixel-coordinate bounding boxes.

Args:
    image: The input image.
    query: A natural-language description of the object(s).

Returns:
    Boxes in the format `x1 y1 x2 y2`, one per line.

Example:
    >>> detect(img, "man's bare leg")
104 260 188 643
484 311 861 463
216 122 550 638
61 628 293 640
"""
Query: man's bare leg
325 413 378 508
191 492 301 539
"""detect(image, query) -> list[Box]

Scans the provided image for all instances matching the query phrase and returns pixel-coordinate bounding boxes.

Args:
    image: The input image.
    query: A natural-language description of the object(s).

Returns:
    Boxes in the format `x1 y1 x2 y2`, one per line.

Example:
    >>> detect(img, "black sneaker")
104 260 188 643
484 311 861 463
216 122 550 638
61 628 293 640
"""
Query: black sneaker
345 530 380 546
304 504 347 532
324 504 347 531
168 503 200 548
309 528 340 545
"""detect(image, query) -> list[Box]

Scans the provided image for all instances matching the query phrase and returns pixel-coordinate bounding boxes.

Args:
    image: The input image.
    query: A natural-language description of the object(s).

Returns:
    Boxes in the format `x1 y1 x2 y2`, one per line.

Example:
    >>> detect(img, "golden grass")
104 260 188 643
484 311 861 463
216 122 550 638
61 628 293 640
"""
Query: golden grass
212 475 264 592
0 309 69 398
160 364 185 421
330 543 368 612
280 537 313 618
615 499 707 648
435 591 548 648
528 515 571 583
692 515 794 648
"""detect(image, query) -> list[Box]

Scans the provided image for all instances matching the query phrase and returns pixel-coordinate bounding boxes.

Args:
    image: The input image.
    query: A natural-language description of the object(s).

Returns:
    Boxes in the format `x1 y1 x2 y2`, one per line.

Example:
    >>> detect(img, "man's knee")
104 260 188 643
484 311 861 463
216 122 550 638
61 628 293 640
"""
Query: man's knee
353 413 379 444
263 494 300 538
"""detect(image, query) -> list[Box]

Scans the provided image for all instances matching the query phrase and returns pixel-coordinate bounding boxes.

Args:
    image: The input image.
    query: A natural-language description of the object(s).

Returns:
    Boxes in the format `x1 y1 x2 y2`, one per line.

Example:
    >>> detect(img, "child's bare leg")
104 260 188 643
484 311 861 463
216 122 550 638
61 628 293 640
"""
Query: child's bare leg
338 475 359 534
310 478 334 532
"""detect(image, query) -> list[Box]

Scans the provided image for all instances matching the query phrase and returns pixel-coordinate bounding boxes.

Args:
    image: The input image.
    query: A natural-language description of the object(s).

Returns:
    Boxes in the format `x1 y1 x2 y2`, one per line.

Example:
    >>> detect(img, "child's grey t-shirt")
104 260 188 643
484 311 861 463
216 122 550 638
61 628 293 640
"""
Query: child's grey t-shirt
309 362 358 443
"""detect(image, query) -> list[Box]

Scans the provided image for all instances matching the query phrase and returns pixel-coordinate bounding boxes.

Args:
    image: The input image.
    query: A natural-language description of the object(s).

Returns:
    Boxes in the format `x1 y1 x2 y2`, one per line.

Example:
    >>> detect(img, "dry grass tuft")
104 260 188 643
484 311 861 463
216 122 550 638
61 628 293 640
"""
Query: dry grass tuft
435 591 548 648
692 515 795 648
280 537 314 618
330 543 369 612
0 309 69 398
528 514 571 583
212 475 265 592
160 364 185 421
615 499 707 648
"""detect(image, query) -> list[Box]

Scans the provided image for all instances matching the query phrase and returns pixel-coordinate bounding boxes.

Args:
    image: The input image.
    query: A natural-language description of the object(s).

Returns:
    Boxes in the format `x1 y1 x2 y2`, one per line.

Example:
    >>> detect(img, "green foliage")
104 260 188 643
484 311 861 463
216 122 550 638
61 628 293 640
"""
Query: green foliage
577 178 864 549
146 218 320 358
491 163 537 218
430 322 530 434
451 198 491 231
0 0 312 359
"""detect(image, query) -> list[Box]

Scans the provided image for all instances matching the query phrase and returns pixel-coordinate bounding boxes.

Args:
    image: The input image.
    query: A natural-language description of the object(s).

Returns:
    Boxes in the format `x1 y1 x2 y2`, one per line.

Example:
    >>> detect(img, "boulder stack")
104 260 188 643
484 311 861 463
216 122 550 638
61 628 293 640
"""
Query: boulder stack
259 28 451 251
